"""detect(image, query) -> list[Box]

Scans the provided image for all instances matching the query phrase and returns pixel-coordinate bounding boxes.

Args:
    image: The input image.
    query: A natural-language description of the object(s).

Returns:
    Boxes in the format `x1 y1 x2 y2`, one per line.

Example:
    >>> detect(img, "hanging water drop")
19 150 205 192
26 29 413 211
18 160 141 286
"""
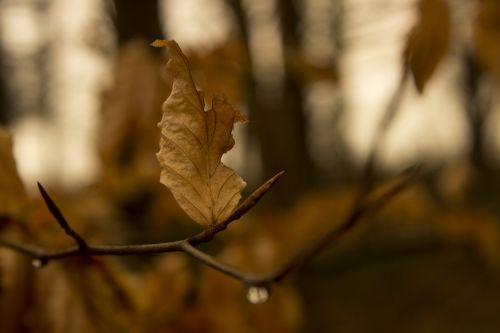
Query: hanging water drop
246 285 270 304
31 258 48 268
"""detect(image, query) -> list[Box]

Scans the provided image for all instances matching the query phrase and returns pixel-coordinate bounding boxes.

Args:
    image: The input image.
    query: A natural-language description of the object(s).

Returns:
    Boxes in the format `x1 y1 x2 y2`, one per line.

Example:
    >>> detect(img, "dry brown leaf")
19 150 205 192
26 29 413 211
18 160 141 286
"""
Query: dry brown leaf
403 0 450 93
153 40 247 227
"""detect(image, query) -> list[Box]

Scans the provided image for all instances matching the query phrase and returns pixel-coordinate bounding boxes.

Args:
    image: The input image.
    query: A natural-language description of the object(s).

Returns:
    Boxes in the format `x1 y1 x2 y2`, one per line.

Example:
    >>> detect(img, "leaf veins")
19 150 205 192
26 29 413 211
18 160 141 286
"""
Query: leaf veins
153 40 247 226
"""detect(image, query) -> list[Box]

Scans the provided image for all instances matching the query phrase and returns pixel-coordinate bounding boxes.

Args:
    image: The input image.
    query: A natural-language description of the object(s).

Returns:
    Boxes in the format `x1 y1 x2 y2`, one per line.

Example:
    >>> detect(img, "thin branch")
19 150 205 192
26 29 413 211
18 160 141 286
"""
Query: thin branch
180 166 419 286
249 164 420 285
180 239 274 286
0 164 417 289
0 171 285 263
0 238 45 257
37 182 88 250
212 170 286 232
180 240 254 282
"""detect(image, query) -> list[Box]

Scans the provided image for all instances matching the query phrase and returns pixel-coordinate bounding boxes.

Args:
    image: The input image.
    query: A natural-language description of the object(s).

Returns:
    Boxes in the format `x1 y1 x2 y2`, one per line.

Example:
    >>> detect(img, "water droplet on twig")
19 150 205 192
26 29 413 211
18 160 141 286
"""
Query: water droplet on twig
31 258 48 268
246 285 270 304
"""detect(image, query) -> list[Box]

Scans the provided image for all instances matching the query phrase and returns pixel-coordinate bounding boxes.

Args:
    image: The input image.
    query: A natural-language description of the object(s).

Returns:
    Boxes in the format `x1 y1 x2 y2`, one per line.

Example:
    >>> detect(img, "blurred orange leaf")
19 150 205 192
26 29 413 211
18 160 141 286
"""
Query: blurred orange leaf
403 0 450 93
98 40 170 201
437 209 500 266
0 128 27 220
32 258 139 333
473 0 500 80
286 48 337 84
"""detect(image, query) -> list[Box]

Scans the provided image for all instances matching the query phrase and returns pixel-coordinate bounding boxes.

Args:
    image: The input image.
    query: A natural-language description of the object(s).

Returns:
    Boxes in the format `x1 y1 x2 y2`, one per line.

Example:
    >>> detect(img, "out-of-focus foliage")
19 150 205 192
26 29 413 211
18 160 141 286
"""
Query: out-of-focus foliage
473 0 500 81
0 128 27 219
404 0 450 93
30 258 139 333
98 40 169 202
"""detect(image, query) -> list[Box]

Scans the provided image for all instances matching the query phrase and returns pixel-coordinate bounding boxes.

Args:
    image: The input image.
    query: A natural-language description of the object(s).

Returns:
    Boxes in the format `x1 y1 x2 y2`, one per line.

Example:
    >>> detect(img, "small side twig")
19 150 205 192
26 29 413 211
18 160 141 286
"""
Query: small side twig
37 182 88 251
193 170 286 239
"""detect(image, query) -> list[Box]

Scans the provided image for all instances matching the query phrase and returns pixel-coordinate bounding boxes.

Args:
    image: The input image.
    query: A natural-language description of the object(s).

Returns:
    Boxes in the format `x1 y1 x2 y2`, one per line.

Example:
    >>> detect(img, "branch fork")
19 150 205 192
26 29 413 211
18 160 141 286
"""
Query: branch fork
0 165 418 293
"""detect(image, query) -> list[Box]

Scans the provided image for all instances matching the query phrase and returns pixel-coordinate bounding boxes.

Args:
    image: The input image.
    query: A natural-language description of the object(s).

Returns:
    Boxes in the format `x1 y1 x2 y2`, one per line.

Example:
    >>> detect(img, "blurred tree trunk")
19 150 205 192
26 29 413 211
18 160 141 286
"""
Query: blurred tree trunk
0 48 8 125
463 51 489 172
461 50 498 206
327 0 355 185
103 1 165 246
227 0 317 205
112 0 163 46
275 0 317 200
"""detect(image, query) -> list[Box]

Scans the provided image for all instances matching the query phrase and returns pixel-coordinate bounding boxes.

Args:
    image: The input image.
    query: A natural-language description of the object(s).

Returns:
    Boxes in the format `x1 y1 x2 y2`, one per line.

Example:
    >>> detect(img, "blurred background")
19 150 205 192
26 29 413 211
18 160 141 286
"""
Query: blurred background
1 0 500 332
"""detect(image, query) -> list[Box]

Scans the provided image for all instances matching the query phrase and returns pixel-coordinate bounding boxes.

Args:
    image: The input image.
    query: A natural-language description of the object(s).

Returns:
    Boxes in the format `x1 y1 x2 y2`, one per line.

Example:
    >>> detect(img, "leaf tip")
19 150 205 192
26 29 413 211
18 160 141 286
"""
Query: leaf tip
150 39 172 48
36 181 45 194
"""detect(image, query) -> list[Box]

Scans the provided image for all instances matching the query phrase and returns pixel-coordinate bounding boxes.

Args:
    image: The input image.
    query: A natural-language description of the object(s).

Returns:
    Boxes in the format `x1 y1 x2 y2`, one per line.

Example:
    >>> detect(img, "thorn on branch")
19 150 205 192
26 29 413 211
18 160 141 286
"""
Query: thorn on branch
201 170 286 237
37 182 88 251
226 170 285 223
